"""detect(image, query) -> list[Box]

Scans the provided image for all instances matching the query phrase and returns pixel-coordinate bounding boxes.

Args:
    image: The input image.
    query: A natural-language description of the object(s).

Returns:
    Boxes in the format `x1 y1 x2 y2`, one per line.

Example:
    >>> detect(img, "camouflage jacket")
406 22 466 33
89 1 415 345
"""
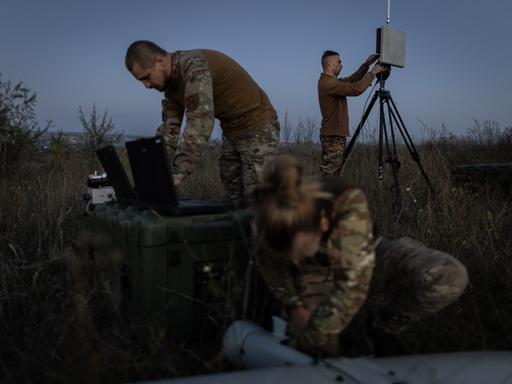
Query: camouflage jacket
157 50 215 181
256 184 375 355
157 49 276 181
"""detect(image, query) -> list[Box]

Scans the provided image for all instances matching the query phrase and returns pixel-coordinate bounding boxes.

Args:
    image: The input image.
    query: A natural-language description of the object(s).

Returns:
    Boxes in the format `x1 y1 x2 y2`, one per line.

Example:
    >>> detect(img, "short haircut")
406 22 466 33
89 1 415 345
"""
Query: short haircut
321 50 339 68
125 40 167 71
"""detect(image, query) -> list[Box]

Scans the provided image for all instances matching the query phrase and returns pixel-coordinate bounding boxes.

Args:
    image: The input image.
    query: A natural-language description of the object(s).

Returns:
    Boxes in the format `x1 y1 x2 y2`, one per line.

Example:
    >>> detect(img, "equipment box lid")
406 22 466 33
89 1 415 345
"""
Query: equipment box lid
90 204 253 247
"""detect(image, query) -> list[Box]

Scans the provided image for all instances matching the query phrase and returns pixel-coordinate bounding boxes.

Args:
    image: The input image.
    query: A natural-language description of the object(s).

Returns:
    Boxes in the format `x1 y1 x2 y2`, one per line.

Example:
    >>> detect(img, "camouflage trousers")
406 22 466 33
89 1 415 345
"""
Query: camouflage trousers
320 135 346 176
365 237 468 334
219 119 280 206
292 237 468 357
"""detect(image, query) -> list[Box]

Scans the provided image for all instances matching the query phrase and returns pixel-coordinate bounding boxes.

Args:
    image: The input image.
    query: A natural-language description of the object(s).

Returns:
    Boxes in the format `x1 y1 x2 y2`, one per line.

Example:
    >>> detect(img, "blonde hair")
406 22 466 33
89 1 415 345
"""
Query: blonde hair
252 155 332 252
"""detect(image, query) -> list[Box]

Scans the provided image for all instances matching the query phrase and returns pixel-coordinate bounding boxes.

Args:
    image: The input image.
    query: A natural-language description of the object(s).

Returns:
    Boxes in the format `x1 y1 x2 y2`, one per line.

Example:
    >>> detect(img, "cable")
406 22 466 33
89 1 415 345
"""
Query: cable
357 80 379 143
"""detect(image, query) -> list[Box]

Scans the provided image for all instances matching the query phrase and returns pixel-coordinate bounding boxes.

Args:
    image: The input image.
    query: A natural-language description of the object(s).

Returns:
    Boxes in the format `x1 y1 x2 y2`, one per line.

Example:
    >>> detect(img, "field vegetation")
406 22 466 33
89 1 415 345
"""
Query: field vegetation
1 77 511 383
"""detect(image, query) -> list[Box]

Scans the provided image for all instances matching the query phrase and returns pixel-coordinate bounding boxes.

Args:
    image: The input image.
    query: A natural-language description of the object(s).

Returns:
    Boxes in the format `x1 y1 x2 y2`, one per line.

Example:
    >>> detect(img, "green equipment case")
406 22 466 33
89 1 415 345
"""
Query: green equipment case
85 203 253 339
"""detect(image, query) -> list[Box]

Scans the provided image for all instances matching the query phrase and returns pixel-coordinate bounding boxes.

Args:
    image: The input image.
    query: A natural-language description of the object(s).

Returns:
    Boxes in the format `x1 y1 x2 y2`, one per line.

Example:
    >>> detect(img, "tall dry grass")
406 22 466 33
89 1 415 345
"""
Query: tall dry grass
0 124 511 382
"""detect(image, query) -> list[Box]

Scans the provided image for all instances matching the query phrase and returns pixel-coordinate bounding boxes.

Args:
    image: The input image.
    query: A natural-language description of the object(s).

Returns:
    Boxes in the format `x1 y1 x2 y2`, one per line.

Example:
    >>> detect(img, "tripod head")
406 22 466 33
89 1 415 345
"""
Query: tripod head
376 62 391 83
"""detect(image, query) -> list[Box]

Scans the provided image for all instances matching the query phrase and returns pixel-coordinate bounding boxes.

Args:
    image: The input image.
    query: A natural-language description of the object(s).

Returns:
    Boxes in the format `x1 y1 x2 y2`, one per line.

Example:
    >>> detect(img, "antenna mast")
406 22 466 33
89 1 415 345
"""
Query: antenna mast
386 0 391 25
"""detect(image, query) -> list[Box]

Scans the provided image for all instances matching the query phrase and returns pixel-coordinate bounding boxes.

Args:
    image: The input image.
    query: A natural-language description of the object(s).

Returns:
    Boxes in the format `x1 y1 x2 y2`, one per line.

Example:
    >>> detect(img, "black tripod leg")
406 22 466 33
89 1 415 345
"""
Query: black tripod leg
378 96 387 181
384 99 402 213
385 99 399 160
388 96 435 195
336 91 379 175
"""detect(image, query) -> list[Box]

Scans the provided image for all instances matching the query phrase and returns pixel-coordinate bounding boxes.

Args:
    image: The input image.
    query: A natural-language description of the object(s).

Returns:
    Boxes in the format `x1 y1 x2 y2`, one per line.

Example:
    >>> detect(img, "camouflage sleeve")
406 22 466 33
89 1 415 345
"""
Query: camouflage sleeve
172 51 215 181
255 239 302 310
289 188 376 356
156 97 184 160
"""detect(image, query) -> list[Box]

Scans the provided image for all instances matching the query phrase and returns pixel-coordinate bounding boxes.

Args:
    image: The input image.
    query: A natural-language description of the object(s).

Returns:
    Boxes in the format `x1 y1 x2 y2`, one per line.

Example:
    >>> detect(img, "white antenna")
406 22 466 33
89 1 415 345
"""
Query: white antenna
386 0 391 25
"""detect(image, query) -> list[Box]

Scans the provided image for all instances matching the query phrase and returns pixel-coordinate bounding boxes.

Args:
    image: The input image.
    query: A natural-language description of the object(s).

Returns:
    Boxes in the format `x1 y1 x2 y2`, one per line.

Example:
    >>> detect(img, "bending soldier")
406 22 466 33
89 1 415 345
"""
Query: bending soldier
252 155 468 356
125 41 279 206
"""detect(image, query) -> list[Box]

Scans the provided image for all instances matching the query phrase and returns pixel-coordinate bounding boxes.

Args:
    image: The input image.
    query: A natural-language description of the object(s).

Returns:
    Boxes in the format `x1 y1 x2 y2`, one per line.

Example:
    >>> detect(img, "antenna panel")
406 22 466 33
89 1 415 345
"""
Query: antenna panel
376 26 406 68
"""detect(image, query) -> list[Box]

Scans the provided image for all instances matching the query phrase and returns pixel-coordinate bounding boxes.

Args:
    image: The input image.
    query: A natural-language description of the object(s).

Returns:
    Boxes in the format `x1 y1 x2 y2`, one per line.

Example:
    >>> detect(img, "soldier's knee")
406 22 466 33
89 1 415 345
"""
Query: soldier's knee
423 254 468 308
377 237 469 311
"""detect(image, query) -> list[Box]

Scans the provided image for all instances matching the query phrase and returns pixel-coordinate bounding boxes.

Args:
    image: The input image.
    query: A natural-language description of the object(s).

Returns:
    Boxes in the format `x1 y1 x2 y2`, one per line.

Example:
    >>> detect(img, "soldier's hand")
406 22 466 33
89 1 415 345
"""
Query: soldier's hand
371 64 386 75
288 306 311 334
173 173 184 188
365 53 380 66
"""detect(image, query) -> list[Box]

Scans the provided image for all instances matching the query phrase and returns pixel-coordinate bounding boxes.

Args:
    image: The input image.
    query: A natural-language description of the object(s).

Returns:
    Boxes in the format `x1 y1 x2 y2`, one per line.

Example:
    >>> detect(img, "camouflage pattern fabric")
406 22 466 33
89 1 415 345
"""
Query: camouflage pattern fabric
256 187 376 357
219 119 280 206
320 135 346 176
157 50 215 182
256 187 468 357
157 97 183 160
366 237 468 335
157 49 279 197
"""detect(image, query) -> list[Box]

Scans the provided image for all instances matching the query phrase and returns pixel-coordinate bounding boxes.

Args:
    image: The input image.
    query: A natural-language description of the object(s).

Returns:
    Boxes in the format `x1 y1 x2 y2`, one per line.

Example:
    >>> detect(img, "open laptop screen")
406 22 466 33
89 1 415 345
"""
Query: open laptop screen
96 146 136 203
125 137 178 208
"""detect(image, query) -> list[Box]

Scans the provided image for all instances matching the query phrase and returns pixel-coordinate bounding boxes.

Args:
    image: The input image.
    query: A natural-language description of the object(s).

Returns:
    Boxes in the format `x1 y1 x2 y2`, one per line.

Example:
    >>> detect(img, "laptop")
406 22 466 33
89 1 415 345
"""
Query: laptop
96 145 136 204
97 138 229 215
125 137 178 208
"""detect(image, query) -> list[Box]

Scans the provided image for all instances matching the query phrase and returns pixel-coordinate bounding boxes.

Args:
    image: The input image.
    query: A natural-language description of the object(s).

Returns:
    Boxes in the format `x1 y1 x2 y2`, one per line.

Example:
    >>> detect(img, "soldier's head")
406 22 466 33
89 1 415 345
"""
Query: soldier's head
321 50 342 76
125 41 171 92
252 155 332 263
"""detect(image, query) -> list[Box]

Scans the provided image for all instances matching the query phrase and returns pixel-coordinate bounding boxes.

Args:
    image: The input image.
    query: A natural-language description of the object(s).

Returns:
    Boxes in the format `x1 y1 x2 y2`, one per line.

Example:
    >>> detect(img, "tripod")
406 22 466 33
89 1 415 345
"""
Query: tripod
336 76 435 213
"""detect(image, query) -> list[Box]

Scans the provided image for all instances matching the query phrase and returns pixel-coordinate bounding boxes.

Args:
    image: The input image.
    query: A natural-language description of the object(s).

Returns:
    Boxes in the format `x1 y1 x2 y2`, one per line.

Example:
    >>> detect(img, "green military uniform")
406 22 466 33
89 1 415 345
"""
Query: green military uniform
157 49 279 205
318 61 376 175
256 180 468 357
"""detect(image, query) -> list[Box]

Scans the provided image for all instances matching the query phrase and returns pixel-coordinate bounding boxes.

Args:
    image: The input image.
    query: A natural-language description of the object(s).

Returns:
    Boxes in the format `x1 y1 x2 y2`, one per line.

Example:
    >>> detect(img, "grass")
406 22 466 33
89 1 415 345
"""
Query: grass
0 124 511 383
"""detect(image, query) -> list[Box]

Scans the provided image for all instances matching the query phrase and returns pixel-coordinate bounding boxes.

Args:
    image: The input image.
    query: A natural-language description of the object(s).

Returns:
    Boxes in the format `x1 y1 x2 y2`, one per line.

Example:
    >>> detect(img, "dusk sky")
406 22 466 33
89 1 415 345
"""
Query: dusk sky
2 0 511 140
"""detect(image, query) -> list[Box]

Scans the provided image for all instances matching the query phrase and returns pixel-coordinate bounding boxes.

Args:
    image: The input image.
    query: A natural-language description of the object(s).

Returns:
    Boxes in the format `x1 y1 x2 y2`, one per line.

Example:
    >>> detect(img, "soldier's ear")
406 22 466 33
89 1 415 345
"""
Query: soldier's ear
154 56 164 66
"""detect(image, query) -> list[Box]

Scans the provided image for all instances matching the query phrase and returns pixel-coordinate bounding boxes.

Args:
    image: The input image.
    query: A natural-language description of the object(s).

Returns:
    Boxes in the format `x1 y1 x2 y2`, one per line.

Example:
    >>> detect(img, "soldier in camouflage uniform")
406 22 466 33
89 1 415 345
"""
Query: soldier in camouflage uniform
125 40 279 206
252 155 468 357
318 50 383 175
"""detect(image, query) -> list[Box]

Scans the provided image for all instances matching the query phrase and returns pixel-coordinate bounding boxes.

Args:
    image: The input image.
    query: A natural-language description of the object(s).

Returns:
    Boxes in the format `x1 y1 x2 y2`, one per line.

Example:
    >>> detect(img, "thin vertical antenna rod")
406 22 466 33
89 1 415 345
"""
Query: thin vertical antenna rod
386 0 391 25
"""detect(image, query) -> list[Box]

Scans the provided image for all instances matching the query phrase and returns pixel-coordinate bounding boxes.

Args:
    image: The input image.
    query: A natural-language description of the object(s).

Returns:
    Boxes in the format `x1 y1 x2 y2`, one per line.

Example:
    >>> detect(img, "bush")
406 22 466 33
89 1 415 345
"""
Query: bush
78 104 122 157
0 74 50 177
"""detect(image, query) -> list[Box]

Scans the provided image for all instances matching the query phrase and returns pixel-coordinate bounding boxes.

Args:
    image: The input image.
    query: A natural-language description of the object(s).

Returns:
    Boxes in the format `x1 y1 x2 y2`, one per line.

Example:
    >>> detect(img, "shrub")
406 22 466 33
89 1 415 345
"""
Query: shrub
78 104 123 160
0 74 50 178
